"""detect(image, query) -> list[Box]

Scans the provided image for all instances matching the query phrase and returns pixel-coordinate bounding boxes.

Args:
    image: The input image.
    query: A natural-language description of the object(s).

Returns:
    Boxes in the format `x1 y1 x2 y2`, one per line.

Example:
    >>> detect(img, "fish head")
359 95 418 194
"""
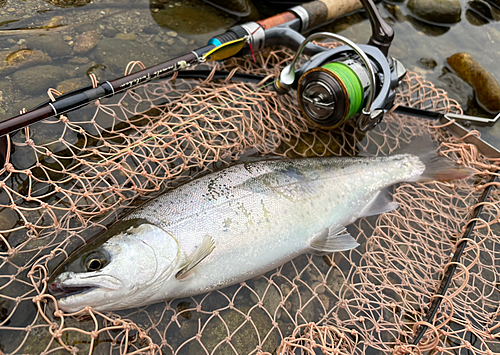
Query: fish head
49 220 179 312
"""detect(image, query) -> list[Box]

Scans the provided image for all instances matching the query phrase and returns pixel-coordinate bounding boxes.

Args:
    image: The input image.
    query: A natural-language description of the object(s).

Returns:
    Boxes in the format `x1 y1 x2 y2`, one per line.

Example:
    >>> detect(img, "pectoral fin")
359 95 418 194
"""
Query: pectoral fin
175 235 215 279
309 224 359 253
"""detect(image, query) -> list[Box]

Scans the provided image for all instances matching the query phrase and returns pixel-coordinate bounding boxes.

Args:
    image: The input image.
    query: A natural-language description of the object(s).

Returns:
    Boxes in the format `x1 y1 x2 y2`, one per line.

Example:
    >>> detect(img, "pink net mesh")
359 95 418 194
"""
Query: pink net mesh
0 45 498 355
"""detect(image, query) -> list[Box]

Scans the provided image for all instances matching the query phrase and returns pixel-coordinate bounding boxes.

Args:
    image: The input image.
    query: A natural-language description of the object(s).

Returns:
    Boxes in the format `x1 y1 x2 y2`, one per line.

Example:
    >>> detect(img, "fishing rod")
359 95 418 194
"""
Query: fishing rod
0 0 363 139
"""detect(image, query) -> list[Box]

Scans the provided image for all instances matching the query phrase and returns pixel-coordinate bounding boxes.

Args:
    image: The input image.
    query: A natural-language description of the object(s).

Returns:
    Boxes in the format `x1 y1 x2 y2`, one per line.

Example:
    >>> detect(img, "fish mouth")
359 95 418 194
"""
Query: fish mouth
49 281 98 299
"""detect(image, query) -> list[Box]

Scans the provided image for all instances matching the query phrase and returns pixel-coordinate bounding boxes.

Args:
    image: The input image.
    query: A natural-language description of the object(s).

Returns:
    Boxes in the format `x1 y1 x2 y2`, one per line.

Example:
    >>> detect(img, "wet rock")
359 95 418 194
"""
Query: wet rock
44 0 92 7
468 0 500 20
74 30 99 53
447 52 500 113
94 38 163 70
384 4 407 21
407 0 462 24
418 57 438 69
143 25 159 35
12 65 70 95
25 34 72 57
190 307 280 355
56 77 87 93
465 9 489 25
43 15 63 28
406 16 451 36
0 14 18 27
0 49 51 75
151 0 236 36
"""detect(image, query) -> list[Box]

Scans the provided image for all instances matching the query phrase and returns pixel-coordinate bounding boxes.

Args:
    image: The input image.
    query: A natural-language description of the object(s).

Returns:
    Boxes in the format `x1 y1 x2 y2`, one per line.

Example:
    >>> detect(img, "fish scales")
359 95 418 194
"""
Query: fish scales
123 156 420 295
50 145 473 312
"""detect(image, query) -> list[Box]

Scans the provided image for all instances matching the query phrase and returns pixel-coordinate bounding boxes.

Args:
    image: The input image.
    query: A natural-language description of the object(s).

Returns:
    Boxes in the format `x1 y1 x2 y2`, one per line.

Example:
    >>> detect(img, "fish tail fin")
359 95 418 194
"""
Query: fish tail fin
397 135 474 182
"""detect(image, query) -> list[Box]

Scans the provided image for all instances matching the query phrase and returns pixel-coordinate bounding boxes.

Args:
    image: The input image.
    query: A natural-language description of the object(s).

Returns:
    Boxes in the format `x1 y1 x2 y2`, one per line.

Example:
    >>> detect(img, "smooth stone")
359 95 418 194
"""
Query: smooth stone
56 77 87 93
447 53 500 113
25 34 72 57
407 0 462 24
465 8 489 26
73 30 99 53
0 49 51 75
418 57 438 69
143 25 159 35
44 0 92 7
151 0 236 36
94 38 163 70
43 15 63 27
12 64 69 95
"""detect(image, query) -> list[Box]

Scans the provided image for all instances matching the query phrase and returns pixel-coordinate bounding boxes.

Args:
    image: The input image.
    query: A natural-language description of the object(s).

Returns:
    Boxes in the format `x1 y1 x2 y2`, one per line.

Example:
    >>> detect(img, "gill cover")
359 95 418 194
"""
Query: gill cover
50 222 179 312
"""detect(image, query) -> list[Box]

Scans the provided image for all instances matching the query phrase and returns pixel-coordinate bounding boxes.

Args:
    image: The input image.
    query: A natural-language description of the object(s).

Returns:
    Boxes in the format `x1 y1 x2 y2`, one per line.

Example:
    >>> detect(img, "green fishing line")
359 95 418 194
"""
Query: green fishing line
322 62 364 119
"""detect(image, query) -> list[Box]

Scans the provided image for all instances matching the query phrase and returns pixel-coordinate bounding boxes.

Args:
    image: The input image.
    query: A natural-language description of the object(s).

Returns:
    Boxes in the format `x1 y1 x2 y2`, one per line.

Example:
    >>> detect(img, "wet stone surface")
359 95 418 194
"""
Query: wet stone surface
447 52 500 112
12 64 72 95
407 0 462 23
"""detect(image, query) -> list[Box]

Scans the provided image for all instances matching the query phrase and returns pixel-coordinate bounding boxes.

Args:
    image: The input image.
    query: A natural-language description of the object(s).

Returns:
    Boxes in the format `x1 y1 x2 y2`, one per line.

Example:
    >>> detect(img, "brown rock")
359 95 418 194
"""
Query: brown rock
447 52 500 113
73 31 99 54
56 77 87 94
0 49 51 75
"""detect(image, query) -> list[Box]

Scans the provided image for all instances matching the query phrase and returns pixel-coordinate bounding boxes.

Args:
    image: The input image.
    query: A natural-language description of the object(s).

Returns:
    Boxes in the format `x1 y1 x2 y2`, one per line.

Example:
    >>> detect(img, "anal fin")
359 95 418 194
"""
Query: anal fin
309 224 359 253
176 235 215 279
359 187 399 218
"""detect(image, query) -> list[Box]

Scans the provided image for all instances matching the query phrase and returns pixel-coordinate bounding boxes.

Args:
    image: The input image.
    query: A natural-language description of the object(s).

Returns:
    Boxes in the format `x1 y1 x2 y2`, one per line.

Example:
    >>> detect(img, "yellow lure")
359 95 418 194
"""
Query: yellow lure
203 37 248 62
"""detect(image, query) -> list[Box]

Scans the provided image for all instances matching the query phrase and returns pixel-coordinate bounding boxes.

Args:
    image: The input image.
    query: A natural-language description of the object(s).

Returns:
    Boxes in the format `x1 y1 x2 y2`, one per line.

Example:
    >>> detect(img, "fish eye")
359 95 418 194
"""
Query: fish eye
86 258 103 271
82 251 108 272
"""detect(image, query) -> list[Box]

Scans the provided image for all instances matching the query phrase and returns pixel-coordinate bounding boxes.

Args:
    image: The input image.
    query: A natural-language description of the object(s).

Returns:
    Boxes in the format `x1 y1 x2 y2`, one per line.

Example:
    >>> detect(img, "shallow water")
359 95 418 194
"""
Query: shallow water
0 0 498 354
0 0 499 145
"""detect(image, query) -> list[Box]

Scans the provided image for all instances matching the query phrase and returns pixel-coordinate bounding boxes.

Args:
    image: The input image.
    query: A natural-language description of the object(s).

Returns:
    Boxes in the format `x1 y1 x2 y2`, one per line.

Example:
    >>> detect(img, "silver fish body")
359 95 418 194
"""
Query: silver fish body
50 151 471 312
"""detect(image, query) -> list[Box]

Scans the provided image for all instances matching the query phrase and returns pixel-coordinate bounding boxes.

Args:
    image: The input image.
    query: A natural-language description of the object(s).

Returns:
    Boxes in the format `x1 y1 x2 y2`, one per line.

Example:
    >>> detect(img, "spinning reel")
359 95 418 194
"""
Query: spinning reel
275 0 407 131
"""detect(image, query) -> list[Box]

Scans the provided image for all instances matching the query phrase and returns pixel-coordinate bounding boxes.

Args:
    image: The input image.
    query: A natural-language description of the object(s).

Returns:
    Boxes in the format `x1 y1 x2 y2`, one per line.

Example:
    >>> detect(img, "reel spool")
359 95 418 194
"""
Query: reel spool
275 32 406 131
297 58 370 129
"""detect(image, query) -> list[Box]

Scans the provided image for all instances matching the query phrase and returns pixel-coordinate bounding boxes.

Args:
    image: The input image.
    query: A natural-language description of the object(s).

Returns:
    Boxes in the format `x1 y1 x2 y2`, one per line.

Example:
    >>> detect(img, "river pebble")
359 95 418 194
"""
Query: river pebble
407 0 462 23
0 49 51 75
74 31 99 53
447 52 500 113
12 64 70 94
56 77 87 93
25 34 71 57
418 57 438 69
44 0 92 7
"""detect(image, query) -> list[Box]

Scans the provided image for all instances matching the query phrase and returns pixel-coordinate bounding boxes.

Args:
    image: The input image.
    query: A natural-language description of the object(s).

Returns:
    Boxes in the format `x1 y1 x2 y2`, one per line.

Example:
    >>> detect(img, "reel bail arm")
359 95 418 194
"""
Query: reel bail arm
274 0 406 131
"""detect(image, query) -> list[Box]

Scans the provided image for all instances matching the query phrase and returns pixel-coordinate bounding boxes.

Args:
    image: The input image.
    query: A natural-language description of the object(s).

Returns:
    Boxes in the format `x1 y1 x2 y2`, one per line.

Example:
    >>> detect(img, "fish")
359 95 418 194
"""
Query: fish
49 137 473 312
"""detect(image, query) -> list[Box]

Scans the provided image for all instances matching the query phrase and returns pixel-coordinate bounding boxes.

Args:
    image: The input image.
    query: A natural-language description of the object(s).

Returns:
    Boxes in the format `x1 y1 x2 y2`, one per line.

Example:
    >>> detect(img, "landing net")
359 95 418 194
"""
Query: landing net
0 44 498 355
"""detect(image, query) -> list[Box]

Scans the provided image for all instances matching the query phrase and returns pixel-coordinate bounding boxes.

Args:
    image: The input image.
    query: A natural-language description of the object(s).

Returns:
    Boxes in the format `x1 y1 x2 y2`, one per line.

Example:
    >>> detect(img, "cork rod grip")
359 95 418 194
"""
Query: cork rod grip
257 11 297 30
301 0 363 30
